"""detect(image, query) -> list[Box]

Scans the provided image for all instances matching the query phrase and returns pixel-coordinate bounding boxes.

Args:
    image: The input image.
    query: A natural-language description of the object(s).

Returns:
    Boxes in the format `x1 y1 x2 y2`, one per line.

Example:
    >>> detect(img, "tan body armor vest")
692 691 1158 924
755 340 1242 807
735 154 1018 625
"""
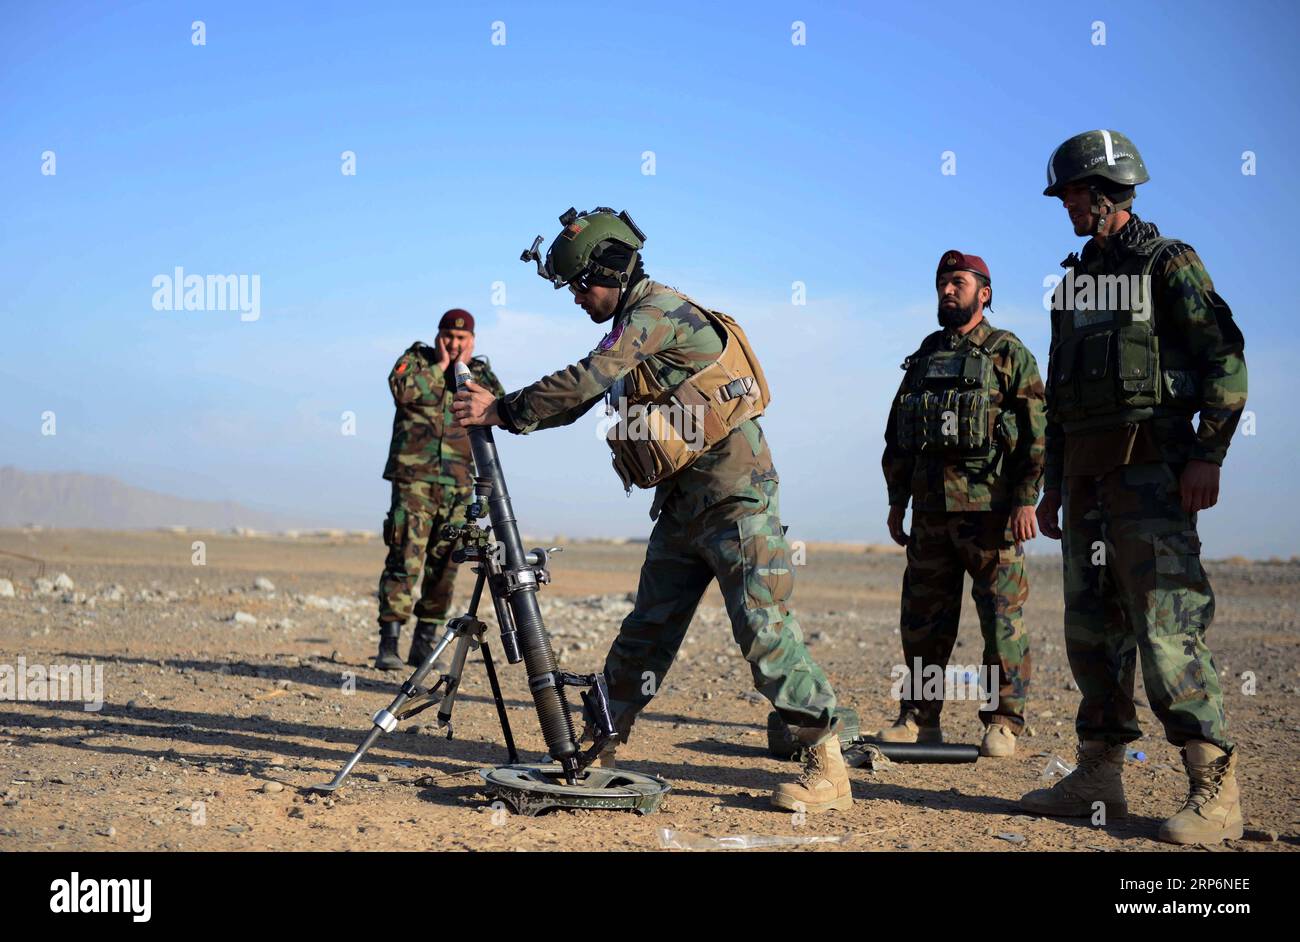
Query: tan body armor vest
606 300 771 490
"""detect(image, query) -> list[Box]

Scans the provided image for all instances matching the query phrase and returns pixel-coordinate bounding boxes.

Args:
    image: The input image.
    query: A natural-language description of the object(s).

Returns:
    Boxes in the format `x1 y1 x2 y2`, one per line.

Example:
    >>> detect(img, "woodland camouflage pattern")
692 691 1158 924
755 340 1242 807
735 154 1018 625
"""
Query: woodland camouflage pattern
384 347 505 487
898 511 1031 730
1044 216 1248 488
1046 216 1245 751
379 346 504 626
603 478 837 742
883 320 1047 512
1061 462 1228 747
882 319 1042 731
377 480 469 625
498 279 777 522
497 278 837 742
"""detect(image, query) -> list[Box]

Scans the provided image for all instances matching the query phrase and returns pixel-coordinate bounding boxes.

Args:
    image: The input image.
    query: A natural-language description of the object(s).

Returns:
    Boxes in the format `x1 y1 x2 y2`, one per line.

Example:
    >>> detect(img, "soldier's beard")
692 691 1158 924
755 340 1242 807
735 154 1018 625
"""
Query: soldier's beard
937 297 980 329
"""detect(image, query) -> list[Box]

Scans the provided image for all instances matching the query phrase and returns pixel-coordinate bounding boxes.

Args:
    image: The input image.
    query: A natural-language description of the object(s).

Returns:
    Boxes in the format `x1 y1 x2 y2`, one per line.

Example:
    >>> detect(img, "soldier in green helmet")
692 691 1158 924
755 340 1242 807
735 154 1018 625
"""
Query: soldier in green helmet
452 207 852 814
374 308 506 671
1018 130 1249 844
877 250 1046 758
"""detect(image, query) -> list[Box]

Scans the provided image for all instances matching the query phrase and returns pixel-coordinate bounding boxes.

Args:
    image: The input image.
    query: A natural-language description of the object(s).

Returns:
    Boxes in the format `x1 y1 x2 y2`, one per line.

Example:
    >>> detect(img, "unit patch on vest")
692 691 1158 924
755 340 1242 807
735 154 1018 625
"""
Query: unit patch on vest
925 357 964 379
1073 307 1115 329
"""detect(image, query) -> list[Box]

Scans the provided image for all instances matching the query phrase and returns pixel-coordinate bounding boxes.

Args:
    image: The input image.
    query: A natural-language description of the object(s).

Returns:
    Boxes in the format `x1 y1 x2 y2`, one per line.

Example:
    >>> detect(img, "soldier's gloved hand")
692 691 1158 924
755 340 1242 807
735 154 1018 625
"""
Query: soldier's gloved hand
1010 505 1038 546
1179 459 1221 514
1036 490 1062 541
887 505 908 547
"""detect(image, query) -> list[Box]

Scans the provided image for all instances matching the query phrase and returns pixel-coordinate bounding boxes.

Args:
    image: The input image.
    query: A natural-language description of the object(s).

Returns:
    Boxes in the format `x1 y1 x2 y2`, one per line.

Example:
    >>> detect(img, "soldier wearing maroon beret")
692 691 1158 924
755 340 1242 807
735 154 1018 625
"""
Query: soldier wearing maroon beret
374 308 505 670
876 251 1047 757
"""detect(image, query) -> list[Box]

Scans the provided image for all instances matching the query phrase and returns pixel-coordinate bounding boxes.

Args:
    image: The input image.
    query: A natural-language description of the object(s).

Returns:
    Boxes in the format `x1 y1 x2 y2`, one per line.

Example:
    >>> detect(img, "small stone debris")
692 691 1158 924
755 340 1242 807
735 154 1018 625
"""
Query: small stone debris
96 826 116 838
261 781 284 794
253 577 276 592
228 611 257 626
0 579 15 598
53 572 75 591
995 832 1026 844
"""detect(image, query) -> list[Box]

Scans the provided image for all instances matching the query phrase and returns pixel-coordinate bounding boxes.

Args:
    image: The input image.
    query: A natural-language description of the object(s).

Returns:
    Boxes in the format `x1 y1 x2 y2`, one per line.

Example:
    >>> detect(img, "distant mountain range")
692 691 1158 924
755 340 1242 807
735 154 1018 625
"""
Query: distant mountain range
0 466 323 531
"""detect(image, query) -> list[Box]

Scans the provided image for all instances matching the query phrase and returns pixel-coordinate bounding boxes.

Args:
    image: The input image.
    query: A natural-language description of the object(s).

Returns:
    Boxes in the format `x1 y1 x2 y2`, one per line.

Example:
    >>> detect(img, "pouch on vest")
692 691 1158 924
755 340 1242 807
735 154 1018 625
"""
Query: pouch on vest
895 346 995 455
1047 239 1176 425
607 302 771 490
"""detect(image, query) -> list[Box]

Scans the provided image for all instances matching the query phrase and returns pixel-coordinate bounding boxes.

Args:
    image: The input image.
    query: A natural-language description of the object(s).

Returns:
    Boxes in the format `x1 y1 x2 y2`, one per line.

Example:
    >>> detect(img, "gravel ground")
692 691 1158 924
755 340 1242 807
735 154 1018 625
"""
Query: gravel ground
0 528 1296 852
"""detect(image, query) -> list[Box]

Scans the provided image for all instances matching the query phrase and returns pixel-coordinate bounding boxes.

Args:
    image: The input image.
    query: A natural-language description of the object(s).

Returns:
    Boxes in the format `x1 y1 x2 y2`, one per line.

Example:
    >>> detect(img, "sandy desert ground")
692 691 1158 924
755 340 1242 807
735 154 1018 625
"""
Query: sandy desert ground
0 527 1296 852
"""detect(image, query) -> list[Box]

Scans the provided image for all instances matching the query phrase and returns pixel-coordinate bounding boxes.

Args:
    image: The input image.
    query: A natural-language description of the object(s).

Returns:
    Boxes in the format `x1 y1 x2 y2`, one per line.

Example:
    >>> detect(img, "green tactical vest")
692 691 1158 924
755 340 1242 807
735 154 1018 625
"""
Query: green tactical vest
1047 237 1200 432
895 328 1011 458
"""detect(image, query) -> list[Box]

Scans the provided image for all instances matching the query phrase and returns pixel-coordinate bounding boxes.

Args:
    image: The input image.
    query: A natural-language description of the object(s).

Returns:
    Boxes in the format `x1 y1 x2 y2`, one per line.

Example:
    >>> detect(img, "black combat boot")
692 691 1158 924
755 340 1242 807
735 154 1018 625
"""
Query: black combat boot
373 621 404 671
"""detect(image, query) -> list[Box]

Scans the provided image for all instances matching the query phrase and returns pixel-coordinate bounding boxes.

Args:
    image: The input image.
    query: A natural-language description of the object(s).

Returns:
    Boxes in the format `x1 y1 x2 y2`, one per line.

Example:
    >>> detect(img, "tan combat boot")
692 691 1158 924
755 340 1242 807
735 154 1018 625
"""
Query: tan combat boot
980 723 1017 758
771 735 853 813
1158 742 1243 845
1018 741 1127 818
873 711 943 744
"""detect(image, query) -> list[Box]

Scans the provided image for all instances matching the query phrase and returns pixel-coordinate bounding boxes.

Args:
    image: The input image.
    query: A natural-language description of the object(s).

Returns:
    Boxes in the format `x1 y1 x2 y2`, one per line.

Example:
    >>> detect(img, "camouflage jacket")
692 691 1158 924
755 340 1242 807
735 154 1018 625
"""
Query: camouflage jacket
1043 216 1248 489
882 319 1047 512
383 345 505 486
497 278 778 521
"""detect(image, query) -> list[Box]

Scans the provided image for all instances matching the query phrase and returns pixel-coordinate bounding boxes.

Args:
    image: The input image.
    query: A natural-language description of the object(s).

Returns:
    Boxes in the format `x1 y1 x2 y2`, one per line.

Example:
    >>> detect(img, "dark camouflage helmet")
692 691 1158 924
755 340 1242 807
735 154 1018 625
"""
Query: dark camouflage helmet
1043 130 1149 198
521 207 646 290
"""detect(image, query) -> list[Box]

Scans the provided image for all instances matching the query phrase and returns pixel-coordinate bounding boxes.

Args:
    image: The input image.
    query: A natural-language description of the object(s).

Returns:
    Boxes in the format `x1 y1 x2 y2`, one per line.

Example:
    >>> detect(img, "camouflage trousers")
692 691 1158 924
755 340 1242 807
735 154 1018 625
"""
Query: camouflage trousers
1061 461 1229 750
602 478 838 746
377 480 471 626
898 511 1031 730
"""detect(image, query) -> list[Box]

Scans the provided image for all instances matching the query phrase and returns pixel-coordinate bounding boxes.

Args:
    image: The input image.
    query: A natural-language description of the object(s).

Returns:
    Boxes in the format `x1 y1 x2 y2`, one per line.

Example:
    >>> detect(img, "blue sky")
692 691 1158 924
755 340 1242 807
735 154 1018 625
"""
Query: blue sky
2 1 1298 555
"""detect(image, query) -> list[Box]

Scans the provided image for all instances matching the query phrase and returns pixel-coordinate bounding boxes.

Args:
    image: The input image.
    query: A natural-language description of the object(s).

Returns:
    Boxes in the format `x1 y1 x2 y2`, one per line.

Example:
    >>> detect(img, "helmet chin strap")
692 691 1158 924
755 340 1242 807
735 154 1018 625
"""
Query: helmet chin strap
1088 184 1134 237
609 249 641 317
1088 184 1115 236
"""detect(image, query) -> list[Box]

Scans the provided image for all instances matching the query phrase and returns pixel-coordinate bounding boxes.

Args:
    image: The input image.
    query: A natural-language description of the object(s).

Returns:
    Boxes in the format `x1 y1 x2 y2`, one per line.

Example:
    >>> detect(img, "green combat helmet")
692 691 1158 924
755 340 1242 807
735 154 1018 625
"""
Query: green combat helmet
520 206 647 292
1044 130 1149 233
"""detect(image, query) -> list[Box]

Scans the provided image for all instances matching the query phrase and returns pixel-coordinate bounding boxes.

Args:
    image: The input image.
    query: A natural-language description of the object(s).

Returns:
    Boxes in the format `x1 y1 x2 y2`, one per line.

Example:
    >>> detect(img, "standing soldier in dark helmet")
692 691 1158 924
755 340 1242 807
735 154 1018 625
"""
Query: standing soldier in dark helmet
452 206 852 814
876 251 1045 758
1019 130 1248 844
374 309 506 671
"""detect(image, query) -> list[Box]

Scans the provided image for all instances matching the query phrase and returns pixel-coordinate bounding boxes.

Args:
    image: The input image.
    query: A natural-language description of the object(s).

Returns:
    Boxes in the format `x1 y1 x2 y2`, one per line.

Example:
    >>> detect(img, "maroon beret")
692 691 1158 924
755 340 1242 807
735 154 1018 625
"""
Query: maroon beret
936 250 991 283
438 308 475 333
